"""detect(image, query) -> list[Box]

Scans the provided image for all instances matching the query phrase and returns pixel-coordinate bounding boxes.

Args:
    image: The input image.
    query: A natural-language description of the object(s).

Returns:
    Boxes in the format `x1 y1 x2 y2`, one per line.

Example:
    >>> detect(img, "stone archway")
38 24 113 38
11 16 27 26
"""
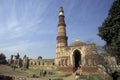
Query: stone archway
73 50 81 69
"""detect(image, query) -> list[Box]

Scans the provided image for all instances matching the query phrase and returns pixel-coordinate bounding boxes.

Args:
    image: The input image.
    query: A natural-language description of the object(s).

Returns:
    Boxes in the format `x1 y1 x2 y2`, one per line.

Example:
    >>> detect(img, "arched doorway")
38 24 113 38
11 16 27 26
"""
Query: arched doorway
73 50 81 69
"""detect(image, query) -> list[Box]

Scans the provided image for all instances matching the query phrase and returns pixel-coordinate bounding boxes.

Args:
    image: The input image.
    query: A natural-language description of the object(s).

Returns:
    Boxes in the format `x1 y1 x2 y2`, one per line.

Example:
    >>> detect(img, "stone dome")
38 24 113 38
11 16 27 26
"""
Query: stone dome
69 40 86 47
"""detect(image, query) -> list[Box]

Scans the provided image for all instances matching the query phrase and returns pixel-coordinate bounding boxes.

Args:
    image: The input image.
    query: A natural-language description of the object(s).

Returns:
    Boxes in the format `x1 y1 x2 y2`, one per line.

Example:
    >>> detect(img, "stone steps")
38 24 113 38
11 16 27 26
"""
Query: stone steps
58 66 73 72
82 66 98 73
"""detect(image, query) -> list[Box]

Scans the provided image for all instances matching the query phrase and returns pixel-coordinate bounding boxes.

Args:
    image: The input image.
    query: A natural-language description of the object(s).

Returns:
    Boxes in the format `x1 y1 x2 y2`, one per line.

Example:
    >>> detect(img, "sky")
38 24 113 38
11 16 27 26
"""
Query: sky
0 0 114 59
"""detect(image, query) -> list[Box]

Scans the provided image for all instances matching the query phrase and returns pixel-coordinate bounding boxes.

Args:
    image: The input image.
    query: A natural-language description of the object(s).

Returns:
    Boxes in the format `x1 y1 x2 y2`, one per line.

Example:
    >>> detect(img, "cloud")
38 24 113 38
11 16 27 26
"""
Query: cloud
0 40 47 58
0 0 53 40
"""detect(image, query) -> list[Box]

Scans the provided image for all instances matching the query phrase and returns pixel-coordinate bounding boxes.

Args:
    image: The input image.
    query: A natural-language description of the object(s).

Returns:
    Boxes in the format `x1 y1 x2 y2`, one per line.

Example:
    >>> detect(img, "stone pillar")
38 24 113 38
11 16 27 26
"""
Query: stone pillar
62 59 64 66
60 60 63 66
85 55 88 66
92 56 94 66
65 59 67 66
63 59 65 66
58 61 60 66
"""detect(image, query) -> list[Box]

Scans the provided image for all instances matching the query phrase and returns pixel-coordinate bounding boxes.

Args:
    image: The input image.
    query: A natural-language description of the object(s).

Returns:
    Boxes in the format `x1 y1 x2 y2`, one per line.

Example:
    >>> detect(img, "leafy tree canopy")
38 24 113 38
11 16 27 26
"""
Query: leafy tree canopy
98 0 120 62
0 53 6 64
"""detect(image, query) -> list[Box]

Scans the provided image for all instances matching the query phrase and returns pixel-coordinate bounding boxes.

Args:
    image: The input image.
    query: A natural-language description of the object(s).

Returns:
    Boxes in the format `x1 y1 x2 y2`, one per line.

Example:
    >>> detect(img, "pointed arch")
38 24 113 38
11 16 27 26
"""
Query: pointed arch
72 49 81 69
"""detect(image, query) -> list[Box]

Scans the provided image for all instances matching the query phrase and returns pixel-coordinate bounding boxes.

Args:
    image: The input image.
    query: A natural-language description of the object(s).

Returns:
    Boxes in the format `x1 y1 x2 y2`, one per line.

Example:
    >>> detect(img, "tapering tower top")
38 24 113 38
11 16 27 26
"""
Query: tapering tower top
56 6 68 48
59 6 64 16
58 7 66 26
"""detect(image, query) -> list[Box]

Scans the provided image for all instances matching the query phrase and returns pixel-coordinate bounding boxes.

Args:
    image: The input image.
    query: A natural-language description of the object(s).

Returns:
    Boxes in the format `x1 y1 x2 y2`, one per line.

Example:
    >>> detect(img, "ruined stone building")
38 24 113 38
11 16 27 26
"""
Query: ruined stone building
55 7 100 69
29 58 55 69
8 53 55 69
8 53 22 68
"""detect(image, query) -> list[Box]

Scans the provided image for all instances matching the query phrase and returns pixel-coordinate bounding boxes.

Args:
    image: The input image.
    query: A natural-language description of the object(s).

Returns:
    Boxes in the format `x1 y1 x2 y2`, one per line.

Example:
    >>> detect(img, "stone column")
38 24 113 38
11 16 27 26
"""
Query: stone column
62 59 64 66
63 59 66 66
65 59 67 66
92 56 94 66
85 55 88 66
60 60 63 66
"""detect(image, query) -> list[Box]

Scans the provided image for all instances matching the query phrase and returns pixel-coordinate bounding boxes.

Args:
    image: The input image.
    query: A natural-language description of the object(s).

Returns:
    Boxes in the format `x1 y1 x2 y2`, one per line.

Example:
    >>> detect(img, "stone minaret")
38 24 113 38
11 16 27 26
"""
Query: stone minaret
55 7 68 65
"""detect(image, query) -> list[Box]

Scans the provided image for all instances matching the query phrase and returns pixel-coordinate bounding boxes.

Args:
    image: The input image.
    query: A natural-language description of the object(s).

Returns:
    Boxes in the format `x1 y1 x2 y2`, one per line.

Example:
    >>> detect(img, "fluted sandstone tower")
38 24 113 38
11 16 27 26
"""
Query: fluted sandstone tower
55 7 68 65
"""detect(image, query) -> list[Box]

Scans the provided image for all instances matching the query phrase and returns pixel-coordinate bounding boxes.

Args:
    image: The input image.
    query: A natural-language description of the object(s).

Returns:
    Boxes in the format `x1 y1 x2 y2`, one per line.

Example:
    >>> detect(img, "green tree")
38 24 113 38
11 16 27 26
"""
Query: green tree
98 0 120 63
0 53 6 64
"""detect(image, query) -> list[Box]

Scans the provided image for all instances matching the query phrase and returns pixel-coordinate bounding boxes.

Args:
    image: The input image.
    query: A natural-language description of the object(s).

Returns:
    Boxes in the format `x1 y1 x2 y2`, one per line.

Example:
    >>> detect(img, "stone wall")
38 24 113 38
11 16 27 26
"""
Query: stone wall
29 59 55 69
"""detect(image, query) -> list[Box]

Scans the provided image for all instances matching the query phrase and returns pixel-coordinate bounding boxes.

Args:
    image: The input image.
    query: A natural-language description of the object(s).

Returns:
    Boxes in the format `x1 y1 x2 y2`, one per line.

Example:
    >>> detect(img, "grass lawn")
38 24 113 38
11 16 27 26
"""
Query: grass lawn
0 65 105 80
88 74 104 80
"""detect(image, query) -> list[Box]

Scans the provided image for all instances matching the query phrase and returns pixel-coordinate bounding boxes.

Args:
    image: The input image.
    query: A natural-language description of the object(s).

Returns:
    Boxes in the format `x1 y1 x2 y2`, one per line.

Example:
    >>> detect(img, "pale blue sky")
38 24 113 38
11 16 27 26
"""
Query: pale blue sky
0 0 114 59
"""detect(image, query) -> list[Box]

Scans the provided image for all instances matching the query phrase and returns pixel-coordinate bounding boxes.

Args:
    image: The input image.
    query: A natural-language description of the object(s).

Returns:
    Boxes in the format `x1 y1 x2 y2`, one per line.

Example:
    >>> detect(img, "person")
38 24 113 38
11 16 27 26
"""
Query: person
42 70 47 77
75 68 82 80
111 70 119 80
75 72 80 80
